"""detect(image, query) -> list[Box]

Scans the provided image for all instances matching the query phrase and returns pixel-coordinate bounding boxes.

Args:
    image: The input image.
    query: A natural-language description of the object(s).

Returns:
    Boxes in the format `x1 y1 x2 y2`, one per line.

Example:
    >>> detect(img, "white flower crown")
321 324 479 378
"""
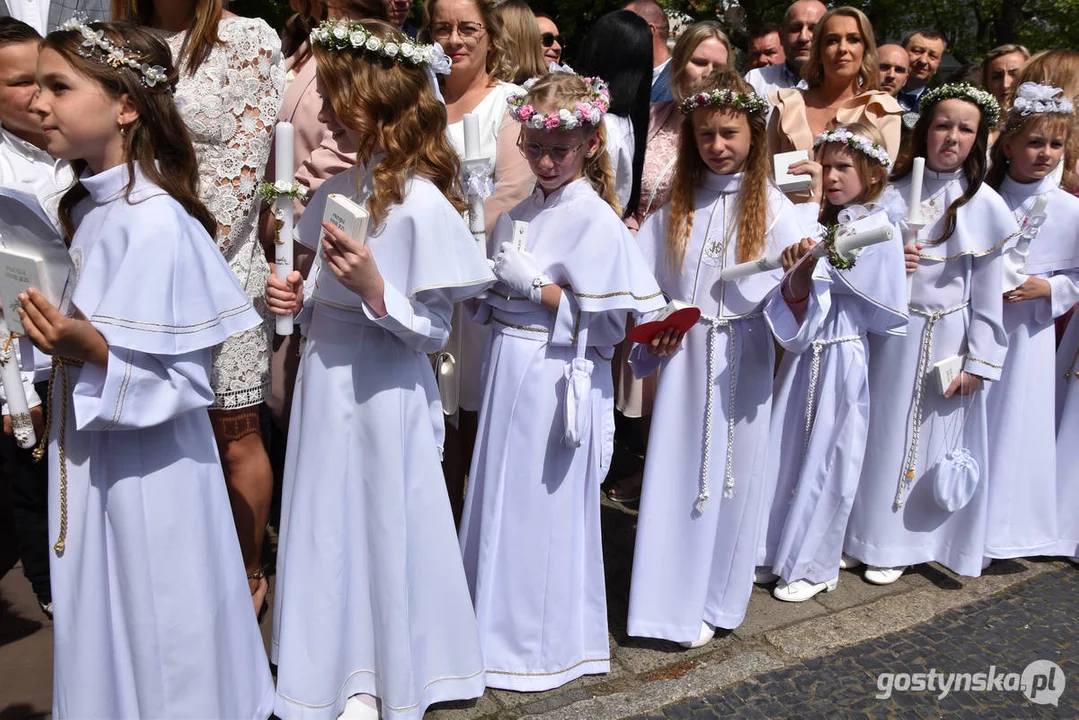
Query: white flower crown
59 18 170 90
678 88 768 116
814 128 891 169
919 83 1001 127
310 19 450 74
1011 82 1075 117
507 76 610 130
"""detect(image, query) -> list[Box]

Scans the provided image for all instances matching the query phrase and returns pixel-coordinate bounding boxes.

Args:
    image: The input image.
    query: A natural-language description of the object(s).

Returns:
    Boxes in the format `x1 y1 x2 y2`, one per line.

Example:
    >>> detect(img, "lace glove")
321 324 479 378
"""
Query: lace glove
493 242 551 303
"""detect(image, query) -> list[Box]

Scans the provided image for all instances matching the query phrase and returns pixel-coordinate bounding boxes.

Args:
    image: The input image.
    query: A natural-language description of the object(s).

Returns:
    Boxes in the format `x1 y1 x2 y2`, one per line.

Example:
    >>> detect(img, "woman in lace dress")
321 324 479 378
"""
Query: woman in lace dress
112 0 284 615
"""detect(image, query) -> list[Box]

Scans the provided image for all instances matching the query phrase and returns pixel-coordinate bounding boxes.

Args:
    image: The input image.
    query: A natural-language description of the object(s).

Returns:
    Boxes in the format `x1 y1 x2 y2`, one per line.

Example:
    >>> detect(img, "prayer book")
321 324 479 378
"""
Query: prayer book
625 299 701 344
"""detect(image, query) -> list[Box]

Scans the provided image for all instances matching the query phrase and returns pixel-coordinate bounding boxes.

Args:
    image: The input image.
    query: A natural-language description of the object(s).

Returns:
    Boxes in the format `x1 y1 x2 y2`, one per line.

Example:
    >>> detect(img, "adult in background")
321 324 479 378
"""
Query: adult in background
281 0 324 66
768 7 903 168
745 0 825 98
385 0 414 35
0 0 108 33
748 23 785 70
625 0 673 102
575 9 652 215
421 0 535 525
982 44 1030 111
878 43 909 97
897 27 946 113
535 12 561 67
606 21 731 504
112 0 284 616
497 0 547 85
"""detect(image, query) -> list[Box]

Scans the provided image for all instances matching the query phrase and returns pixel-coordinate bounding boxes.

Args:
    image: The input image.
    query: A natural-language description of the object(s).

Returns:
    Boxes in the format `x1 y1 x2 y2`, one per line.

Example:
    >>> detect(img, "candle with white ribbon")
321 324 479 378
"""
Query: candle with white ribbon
0 325 34 449
274 122 295 336
720 225 894 281
462 112 487 246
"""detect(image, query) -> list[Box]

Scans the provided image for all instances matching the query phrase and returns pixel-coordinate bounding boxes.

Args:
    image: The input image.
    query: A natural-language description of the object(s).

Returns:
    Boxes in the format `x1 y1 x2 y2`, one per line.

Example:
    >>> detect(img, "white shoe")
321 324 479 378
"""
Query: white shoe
839 553 862 570
339 695 379 720
981 557 993 570
773 577 839 602
754 567 778 584
680 620 715 649
864 566 905 585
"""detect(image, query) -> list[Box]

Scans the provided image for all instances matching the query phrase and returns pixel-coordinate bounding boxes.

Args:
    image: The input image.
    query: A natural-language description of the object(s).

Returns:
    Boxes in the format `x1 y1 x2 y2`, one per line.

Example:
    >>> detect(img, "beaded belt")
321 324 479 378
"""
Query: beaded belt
696 312 761 512
893 302 969 509
32 355 83 553
802 334 863 460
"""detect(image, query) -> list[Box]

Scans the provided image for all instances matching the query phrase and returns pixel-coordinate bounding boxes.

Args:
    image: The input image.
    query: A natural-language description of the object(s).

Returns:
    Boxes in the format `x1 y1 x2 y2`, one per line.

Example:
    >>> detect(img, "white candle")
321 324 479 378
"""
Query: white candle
463 113 481 161
0 329 34 449
907 157 925 223
274 122 295 337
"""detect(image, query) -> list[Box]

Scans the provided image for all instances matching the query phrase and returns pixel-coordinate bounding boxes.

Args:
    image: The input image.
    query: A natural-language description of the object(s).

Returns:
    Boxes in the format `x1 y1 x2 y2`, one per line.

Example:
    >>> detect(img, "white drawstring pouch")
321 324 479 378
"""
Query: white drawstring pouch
563 323 593 448
928 389 979 512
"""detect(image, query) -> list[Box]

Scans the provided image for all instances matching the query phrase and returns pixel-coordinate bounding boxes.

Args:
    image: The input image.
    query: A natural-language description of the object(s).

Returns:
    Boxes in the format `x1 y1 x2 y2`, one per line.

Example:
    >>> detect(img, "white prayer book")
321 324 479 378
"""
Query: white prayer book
0 247 53 334
774 150 813 194
323 194 369 246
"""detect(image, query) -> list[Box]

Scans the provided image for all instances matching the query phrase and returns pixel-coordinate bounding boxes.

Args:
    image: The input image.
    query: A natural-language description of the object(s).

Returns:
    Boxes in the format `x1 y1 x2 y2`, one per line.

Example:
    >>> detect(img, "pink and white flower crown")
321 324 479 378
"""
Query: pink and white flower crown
507 77 611 131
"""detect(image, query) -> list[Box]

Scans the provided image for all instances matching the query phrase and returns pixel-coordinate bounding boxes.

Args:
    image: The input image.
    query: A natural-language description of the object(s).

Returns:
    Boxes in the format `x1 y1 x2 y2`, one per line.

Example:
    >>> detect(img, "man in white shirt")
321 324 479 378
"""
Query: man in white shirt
897 28 947 113
624 0 673 102
0 0 108 34
744 0 825 98
0 16 72 622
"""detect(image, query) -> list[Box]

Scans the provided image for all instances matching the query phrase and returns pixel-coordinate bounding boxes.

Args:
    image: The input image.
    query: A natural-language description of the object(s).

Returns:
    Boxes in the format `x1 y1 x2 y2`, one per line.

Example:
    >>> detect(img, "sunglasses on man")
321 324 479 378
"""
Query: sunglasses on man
541 32 564 48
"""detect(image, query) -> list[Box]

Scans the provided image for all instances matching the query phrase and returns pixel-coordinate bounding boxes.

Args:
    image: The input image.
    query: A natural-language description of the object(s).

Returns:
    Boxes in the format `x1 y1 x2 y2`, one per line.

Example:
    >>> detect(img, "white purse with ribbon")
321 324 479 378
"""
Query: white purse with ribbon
563 321 593 448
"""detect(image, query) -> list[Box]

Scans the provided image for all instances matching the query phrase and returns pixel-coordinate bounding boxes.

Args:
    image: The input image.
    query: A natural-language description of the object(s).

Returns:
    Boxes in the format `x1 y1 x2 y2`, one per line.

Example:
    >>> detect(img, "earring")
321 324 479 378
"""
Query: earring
119 123 127 137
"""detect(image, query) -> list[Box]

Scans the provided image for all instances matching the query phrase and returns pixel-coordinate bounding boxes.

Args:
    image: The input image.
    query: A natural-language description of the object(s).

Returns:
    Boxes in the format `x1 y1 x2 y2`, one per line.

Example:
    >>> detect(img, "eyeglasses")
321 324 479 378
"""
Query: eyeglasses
541 32 564 48
430 22 486 41
518 138 583 164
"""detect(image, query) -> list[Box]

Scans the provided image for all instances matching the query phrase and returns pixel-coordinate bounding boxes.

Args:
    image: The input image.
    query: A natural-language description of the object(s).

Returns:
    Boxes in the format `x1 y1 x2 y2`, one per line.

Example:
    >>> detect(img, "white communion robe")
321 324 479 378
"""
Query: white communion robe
48 163 273 719
985 174 1079 559
272 163 495 720
845 169 1014 577
459 179 664 691
1054 311 1079 558
627 172 806 640
761 196 908 585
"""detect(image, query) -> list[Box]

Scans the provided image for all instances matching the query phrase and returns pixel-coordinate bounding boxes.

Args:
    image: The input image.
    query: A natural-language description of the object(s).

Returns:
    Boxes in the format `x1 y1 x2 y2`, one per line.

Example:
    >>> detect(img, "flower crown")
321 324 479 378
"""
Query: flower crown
507 77 610 130
678 88 768 116
310 19 450 72
59 18 170 90
814 128 891 169
919 83 1001 127
1010 82 1075 117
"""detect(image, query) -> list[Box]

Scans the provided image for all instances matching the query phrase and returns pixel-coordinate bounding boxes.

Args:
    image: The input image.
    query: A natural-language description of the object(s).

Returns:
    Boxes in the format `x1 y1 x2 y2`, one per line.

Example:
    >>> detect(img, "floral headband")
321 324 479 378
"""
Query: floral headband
919 83 1001 127
507 77 610 131
59 18 170 90
678 88 768 116
1011 82 1075 117
814 128 891 169
310 19 451 72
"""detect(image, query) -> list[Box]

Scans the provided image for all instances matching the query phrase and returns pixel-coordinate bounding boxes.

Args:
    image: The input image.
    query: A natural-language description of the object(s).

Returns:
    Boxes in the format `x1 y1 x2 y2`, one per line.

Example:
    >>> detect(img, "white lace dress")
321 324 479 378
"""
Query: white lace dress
163 17 285 410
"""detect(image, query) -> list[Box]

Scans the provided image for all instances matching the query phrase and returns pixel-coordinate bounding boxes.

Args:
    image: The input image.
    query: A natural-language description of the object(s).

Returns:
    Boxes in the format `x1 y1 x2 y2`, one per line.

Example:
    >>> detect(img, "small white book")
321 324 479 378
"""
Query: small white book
933 354 966 395
323 193 369 246
512 220 529 251
0 247 53 335
774 149 813 194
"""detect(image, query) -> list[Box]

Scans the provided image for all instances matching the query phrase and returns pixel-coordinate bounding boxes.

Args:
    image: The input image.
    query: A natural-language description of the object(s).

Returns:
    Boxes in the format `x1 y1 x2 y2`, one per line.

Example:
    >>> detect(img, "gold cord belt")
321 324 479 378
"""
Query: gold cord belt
32 355 83 553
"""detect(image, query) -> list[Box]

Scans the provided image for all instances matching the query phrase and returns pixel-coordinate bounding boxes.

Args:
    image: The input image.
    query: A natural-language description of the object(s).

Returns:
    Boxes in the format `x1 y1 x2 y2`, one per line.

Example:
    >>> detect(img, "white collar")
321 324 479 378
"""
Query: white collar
0 123 52 164
925 167 965 181
699 171 743 193
1000 172 1058 199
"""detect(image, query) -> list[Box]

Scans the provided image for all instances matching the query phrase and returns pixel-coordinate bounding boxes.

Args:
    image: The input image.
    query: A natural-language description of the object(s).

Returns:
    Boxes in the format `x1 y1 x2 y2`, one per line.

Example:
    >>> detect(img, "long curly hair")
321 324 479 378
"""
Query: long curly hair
892 97 991 245
43 22 215 243
314 20 465 228
666 69 770 272
520 73 621 214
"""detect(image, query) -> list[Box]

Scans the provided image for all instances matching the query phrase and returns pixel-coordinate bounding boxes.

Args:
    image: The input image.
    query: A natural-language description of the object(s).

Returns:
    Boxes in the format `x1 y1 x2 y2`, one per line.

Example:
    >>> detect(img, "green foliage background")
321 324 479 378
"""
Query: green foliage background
231 0 1074 64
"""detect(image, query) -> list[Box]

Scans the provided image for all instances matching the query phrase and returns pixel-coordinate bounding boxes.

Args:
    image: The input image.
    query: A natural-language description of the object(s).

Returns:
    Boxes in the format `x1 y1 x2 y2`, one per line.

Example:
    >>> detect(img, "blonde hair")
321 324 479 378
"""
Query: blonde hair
801 6 880 92
497 0 548 85
420 0 511 81
666 69 770 271
314 20 466 228
817 122 889 225
986 111 1073 191
521 74 621 214
1011 50 1079 191
668 21 732 102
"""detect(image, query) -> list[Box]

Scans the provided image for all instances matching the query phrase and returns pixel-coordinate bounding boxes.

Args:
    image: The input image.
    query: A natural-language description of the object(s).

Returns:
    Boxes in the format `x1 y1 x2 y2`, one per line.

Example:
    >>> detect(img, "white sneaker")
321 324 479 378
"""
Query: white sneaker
864 566 905 585
338 695 379 720
680 620 715 649
754 567 778 584
773 577 839 602
981 557 993 570
839 553 862 570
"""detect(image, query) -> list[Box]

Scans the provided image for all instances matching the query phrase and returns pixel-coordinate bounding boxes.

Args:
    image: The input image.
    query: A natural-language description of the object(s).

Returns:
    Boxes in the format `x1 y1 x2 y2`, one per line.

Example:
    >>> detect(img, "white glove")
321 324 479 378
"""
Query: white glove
493 241 551 303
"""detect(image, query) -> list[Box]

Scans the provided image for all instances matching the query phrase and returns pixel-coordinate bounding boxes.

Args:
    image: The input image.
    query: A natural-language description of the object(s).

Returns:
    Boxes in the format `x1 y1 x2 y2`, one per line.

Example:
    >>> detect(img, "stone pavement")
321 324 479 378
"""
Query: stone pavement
1 498 1074 719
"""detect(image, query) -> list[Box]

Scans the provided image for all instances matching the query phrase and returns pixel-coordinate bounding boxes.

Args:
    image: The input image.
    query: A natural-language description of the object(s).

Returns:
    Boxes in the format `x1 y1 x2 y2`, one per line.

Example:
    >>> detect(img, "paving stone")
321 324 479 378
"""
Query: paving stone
732 584 829 640
426 693 503 720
